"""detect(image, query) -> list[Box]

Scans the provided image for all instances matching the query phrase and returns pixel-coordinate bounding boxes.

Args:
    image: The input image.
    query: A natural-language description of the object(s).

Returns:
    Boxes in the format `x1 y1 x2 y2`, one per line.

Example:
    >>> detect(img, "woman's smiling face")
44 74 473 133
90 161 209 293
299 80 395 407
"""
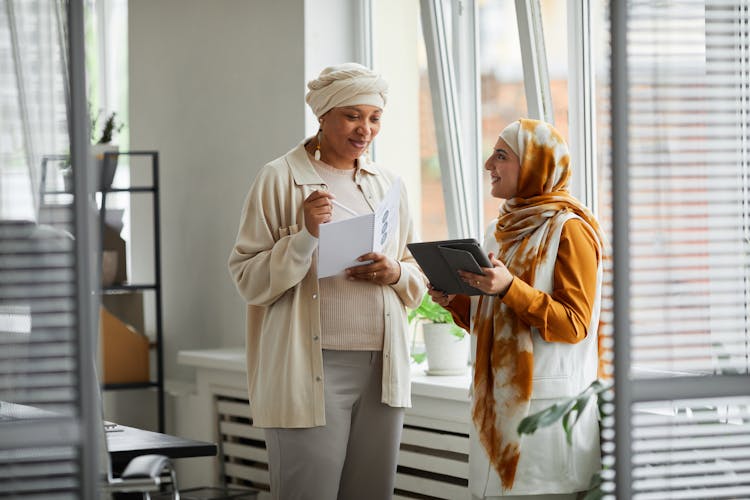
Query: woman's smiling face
319 105 382 167
485 137 521 200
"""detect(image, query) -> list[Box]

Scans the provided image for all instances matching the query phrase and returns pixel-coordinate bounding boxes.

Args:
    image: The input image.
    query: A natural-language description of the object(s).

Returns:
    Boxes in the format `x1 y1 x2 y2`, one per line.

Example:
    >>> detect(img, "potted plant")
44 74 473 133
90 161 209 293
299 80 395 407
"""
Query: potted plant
90 110 125 190
59 156 74 193
408 293 470 375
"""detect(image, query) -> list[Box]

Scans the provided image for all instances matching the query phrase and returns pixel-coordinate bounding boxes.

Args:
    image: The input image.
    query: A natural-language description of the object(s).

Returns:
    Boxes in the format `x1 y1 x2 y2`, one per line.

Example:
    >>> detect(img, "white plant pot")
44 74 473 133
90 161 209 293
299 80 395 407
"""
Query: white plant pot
423 323 469 375
91 143 119 190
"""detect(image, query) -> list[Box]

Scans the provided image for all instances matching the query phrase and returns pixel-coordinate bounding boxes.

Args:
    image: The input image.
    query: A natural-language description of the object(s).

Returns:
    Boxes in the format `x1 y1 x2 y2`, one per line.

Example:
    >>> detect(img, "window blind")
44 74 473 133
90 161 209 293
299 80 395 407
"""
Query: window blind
629 397 750 498
0 0 97 497
601 0 750 497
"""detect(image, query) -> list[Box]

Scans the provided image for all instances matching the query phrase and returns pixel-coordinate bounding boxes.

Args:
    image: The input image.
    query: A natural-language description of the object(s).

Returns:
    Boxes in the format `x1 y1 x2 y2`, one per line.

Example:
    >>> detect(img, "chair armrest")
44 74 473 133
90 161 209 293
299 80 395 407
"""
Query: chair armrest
120 454 172 479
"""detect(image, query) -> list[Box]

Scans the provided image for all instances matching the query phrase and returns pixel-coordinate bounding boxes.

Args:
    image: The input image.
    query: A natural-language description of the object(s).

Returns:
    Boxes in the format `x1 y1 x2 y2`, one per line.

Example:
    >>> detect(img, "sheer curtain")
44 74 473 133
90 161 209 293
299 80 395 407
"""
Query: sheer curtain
0 0 70 221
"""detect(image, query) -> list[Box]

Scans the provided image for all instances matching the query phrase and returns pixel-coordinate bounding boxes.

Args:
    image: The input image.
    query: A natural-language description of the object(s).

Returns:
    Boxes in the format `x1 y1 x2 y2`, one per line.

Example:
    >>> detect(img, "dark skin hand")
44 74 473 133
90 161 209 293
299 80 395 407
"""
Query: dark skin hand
346 252 401 285
303 190 334 238
305 189 401 284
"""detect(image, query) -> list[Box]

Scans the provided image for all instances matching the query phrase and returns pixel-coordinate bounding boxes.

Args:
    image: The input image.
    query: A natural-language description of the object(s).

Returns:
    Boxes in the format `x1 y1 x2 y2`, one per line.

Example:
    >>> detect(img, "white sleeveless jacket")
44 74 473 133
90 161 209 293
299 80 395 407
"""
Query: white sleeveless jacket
469 215 602 497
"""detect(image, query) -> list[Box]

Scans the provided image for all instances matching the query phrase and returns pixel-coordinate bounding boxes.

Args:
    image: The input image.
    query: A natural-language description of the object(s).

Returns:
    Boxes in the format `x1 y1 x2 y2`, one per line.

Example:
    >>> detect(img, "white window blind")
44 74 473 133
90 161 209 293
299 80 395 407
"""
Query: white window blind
603 0 750 497
0 0 99 497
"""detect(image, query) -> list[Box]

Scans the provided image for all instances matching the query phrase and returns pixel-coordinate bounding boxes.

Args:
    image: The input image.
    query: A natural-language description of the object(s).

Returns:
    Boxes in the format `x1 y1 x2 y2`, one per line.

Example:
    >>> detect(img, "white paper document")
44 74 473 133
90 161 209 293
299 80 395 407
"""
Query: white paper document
317 179 401 278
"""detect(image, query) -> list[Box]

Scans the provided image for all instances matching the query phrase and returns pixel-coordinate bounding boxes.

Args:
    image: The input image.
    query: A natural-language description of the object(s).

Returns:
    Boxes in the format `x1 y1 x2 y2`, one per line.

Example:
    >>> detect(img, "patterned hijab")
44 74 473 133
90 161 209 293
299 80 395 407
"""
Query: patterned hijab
472 119 605 489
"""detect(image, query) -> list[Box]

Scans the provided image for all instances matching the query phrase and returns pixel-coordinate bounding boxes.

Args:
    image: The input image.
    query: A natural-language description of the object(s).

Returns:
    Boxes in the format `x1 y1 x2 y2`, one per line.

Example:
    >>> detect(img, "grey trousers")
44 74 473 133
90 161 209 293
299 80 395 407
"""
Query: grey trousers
264 350 405 500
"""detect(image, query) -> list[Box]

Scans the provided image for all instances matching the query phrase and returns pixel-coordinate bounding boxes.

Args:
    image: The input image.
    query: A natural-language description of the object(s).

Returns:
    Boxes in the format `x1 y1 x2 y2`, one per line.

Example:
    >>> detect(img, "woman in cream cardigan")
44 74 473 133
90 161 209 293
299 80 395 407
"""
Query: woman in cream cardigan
228 63 425 500
430 119 604 499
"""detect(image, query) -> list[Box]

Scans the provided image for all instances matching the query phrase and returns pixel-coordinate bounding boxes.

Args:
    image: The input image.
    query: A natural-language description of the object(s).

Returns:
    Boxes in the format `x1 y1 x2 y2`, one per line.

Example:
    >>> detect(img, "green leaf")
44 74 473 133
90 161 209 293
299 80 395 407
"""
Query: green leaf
449 324 466 340
517 379 612 440
581 469 606 500
410 352 427 364
408 293 455 325
518 383 612 500
517 401 575 436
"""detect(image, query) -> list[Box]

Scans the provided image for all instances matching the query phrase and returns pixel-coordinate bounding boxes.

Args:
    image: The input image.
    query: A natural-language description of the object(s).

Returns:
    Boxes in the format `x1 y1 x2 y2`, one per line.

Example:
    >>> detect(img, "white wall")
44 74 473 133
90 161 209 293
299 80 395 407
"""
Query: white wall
304 0 361 135
128 0 306 386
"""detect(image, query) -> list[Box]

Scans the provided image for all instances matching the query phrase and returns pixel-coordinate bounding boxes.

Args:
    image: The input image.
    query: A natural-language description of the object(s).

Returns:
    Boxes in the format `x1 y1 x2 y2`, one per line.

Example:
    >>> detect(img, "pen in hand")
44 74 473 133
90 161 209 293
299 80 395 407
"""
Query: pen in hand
331 199 359 216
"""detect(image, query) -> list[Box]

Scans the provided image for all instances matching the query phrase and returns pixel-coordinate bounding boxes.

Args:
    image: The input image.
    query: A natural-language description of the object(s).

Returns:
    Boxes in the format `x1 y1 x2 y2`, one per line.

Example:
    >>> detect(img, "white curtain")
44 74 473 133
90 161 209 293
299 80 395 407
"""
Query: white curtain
0 0 69 221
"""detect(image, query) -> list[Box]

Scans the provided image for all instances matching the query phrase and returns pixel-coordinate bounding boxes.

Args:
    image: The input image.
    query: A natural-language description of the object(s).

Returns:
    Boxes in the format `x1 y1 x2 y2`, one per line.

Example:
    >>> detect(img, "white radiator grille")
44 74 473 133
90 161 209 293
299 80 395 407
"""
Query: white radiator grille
214 395 471 499
216 395 270 497
395 420 469 499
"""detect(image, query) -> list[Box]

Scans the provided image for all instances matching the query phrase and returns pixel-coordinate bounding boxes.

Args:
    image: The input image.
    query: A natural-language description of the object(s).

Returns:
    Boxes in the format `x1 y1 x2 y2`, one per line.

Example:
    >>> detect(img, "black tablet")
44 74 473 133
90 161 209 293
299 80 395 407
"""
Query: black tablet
408 238 492 295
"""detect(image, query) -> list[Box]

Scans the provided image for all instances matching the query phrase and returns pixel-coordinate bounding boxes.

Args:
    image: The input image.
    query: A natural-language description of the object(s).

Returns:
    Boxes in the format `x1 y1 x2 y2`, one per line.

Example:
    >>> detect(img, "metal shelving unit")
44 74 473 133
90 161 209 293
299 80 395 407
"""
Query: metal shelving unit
100 150 165 432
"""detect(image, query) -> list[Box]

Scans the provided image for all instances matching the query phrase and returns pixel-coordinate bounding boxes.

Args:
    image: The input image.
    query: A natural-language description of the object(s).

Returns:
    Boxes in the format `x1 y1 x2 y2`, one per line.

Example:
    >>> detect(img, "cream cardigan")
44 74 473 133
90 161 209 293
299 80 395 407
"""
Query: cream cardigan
228 139 426 428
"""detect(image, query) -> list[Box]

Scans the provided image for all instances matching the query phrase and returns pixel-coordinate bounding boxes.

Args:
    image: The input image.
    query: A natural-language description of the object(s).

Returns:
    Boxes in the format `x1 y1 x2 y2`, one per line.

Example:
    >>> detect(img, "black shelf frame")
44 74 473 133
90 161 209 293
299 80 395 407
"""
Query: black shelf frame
99 150 165 432
103 284 159 292
103 381 160 390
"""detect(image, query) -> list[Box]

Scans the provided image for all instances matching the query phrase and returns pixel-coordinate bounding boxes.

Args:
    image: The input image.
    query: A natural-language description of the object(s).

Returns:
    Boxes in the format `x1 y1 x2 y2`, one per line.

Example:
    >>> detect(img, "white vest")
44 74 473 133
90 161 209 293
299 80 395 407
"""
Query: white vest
469 215 602 497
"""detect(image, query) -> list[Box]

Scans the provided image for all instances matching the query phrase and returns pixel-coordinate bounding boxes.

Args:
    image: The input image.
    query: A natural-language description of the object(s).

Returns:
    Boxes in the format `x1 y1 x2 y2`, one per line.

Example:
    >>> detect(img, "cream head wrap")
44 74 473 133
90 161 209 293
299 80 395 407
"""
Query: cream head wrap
305 63 388 118
498 120 521 157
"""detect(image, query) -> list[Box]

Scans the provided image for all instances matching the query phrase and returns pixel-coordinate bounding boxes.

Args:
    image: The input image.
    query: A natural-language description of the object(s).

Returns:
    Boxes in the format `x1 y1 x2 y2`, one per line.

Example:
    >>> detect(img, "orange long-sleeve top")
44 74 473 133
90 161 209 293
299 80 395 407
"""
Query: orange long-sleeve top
447 219 600 344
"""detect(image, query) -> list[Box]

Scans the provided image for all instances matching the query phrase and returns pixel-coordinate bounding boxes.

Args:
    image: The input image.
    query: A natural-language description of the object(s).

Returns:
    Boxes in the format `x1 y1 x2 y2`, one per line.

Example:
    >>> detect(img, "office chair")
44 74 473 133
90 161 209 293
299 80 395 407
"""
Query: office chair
93 354 180 499
100 452 180 499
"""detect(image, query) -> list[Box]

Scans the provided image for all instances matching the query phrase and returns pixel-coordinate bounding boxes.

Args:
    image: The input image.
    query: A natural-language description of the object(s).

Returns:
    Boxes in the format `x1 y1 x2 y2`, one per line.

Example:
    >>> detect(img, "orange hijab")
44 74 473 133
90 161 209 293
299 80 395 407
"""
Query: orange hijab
472 119 605 489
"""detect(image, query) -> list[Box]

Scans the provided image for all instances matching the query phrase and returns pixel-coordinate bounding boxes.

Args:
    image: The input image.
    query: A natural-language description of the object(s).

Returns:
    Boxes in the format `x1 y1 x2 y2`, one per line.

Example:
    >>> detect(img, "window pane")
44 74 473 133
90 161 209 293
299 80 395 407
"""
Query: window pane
540 0 569 138
418 13 449 241
479 1 527 227
479 1 570 229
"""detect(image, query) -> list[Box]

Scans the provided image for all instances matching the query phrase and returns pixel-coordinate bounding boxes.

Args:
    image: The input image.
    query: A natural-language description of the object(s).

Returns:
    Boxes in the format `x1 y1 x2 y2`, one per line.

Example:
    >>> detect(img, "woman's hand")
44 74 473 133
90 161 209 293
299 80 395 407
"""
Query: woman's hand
458 252 513 297
346 252 401 285
303 190 334 238
428 284 455 307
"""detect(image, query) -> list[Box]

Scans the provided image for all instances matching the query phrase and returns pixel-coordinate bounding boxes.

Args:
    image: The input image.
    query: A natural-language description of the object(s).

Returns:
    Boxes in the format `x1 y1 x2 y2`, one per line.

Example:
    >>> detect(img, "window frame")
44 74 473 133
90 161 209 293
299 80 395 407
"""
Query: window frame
567 0 597 209
419 0 481 239
420 0 596 240
515 0 554 124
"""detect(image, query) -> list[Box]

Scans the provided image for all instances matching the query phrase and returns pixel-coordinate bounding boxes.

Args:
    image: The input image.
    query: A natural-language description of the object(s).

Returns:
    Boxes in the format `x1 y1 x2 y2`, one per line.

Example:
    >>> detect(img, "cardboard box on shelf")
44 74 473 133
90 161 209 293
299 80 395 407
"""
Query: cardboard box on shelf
99 306 150 384
101 291 145 334
102 223 127 285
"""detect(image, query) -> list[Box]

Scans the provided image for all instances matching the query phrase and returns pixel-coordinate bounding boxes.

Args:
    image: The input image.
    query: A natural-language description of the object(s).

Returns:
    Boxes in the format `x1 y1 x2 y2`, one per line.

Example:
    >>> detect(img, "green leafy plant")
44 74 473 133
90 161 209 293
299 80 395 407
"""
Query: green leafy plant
407 293 465 363
517 378 613 500
90 109 124 144
517 379 611 444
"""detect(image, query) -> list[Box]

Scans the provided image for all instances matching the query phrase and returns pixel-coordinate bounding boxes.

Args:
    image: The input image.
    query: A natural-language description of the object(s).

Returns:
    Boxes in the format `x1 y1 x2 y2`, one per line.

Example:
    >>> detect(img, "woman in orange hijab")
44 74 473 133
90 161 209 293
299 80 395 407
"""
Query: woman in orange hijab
429 119 605 499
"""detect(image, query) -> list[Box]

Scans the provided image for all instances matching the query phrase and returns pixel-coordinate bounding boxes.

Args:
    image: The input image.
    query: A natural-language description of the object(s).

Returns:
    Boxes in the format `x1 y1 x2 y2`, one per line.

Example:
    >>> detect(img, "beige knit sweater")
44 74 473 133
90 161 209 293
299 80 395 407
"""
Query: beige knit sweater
311 157 384 350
